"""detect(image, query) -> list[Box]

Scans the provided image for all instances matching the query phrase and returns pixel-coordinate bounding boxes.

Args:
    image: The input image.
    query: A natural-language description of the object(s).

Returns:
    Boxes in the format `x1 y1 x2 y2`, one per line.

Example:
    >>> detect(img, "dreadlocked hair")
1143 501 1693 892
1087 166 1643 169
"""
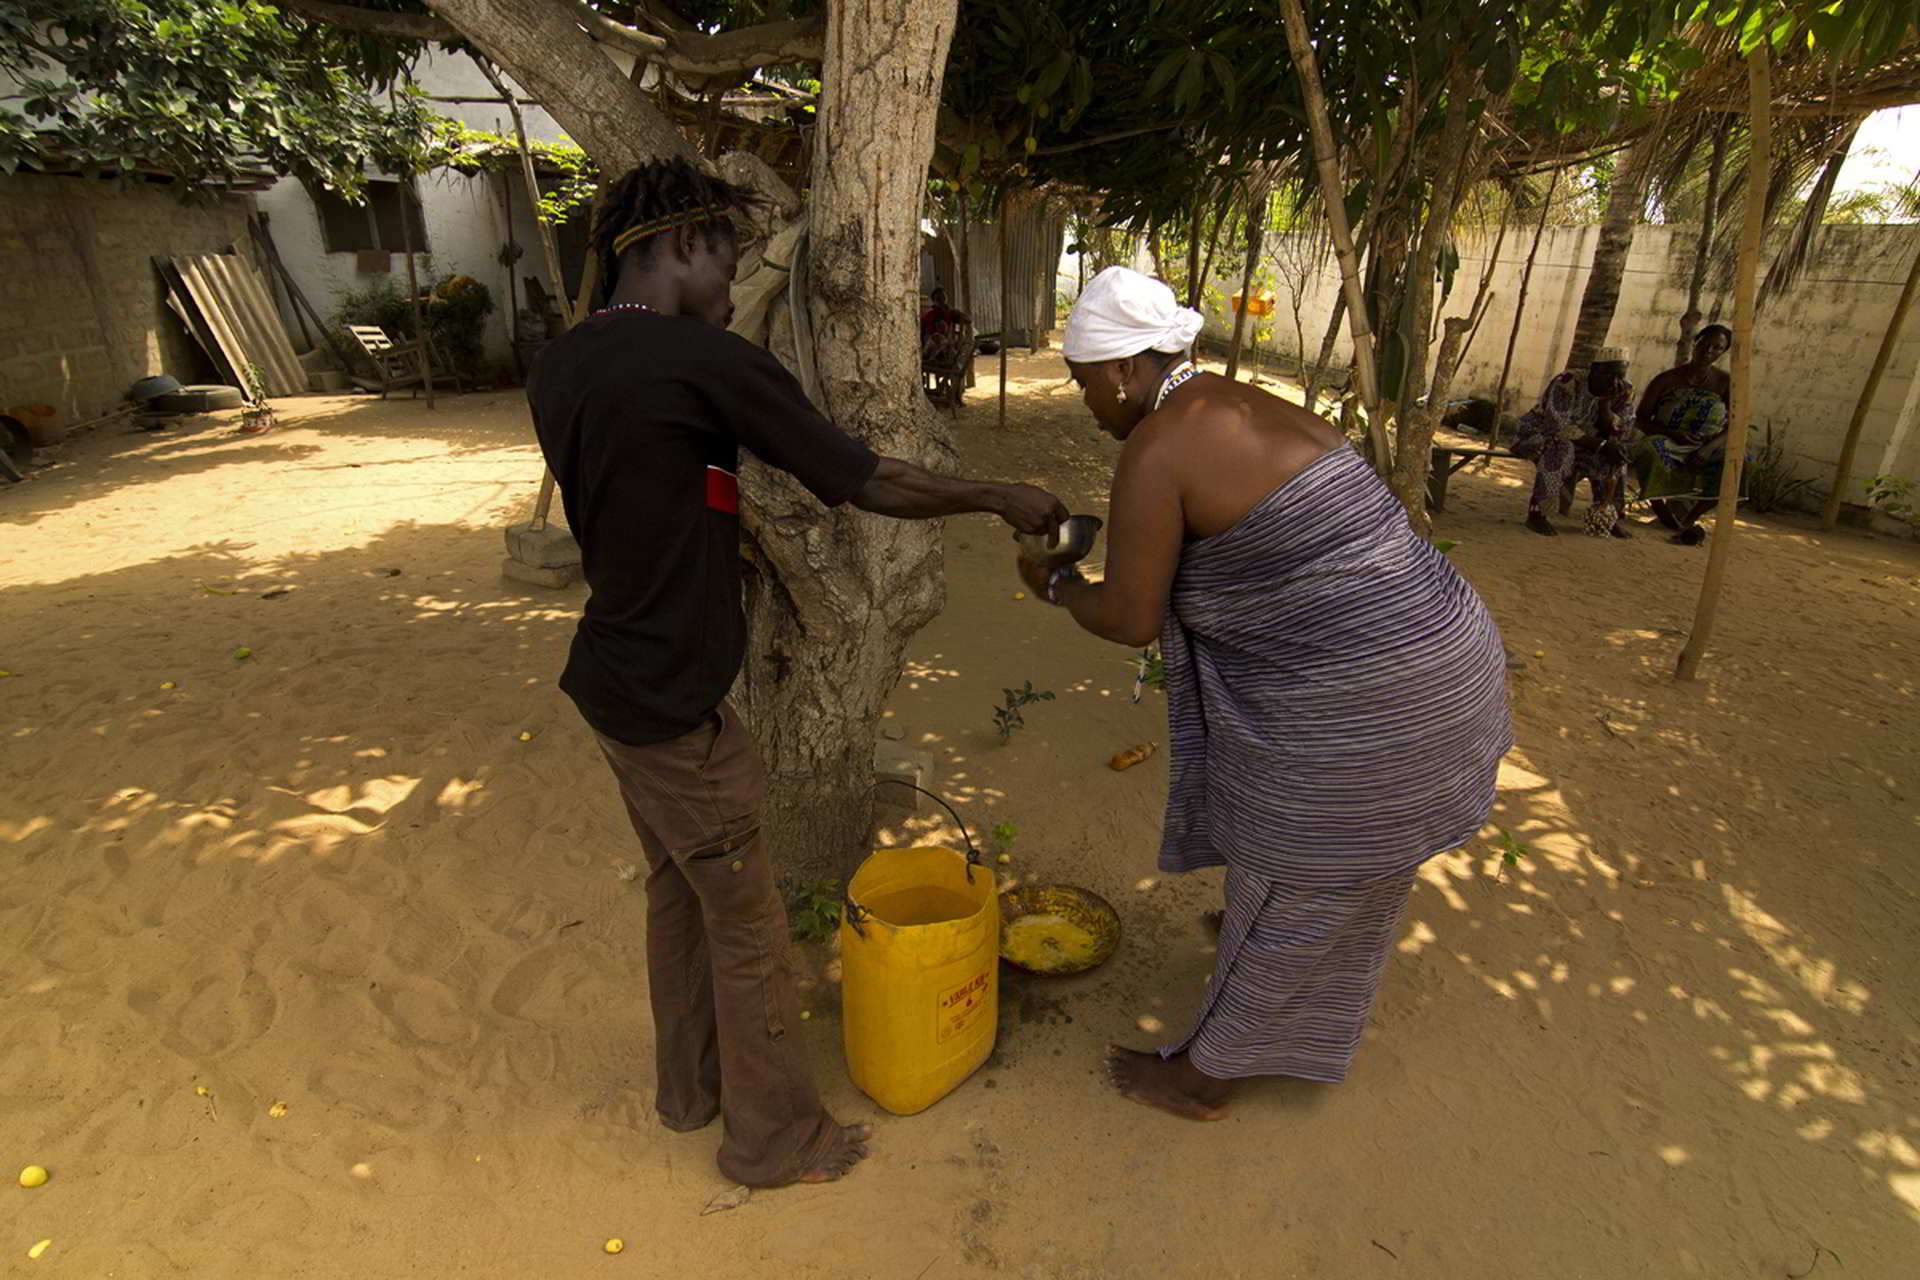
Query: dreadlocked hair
587 158 764 308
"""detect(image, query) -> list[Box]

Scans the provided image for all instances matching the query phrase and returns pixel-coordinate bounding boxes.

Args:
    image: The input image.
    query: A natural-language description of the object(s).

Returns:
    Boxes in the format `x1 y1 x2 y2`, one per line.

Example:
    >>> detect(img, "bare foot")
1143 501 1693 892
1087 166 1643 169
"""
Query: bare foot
1106 1047 1229 1121
1525 513 1559 537
1609 522 1633 539
796 1123 873 1184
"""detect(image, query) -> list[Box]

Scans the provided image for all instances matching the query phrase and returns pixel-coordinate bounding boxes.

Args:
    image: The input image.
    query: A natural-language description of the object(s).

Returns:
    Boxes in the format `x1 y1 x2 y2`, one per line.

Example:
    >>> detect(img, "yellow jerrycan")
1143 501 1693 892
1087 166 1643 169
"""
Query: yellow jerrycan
839 794 999 1115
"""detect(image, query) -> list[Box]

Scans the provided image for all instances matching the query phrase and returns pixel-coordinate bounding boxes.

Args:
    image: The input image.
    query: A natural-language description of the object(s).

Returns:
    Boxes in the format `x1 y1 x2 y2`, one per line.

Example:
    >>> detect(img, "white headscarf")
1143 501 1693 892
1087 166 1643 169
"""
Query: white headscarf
1063 266 1205 364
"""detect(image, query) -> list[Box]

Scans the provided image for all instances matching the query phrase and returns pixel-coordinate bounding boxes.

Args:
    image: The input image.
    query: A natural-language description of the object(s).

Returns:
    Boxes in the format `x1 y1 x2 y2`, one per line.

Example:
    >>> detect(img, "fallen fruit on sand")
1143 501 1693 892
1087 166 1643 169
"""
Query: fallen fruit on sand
159 681 176 690
19 1165 48 1188
518 731 534 741
998 853 1012 865
1109 742 1156 771
195 1086 211 1097
27 1239 50 1259
269 1101 289 1118
232 647 252 660
1533 649 1546 659
604 1238 624 1254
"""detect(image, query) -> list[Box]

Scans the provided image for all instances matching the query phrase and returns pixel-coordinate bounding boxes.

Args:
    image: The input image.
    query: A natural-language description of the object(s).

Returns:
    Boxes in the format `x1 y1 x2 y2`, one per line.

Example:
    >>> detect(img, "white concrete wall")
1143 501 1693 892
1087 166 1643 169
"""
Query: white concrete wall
255 51 582 374
1200 222 1920 507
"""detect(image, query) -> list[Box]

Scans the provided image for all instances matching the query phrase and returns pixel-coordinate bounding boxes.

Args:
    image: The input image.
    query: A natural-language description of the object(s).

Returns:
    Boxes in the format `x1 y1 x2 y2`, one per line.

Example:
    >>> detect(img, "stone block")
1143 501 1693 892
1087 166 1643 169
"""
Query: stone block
500 556 579 589
873 743 934 807
503 521 581 570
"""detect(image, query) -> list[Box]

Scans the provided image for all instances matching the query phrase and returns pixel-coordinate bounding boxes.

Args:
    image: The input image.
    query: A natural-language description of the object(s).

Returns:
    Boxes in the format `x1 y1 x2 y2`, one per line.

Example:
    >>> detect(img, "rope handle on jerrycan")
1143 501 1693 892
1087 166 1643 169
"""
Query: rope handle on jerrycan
841 780 983 939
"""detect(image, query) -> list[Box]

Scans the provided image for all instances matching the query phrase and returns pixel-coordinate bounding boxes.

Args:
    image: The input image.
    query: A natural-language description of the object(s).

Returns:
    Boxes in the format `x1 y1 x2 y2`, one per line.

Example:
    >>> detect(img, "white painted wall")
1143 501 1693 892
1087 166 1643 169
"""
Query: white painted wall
255 51 583 375
1199 222 1920 507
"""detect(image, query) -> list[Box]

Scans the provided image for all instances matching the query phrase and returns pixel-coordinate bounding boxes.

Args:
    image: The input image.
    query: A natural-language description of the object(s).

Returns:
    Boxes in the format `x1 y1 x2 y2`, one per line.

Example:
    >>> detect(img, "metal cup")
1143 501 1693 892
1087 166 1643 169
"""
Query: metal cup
1016 514 1103 566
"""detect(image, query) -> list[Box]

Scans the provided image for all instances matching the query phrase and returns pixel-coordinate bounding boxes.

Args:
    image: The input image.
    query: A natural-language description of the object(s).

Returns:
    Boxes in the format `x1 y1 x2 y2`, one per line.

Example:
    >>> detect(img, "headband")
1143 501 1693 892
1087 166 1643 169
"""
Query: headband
611 208 716 257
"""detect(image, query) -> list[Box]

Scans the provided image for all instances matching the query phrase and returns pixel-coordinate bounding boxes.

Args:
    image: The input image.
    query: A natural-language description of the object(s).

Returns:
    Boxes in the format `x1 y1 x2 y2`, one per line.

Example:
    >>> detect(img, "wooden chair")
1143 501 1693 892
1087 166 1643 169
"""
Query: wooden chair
921 318 975 411
344 325 465 399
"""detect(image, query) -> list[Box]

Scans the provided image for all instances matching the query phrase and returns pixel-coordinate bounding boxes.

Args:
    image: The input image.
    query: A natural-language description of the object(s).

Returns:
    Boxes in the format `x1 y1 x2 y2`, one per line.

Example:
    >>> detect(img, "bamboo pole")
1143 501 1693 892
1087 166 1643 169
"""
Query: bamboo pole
1821 234 1920 530
1276 0 1388 469
396 171 436 411
1491 168 1559 448
1226 186 1268 380
1677 46 1770 682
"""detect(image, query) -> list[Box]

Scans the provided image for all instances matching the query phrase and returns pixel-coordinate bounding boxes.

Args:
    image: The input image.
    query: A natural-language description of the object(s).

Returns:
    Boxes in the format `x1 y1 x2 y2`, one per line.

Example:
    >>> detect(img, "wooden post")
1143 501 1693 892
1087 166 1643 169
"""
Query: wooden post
487 63 575 329
1491 168 1559 448
998 207 1010 428
1226 186 1268 380
1821 234 1920 530
396 171 436 410
1276 0 1388 470
1677 46 1770 682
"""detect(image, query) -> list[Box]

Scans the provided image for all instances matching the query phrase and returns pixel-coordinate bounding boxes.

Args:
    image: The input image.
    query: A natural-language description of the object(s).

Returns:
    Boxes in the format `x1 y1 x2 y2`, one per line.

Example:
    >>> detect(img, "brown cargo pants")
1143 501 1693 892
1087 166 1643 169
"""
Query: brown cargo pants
593 701 840 1187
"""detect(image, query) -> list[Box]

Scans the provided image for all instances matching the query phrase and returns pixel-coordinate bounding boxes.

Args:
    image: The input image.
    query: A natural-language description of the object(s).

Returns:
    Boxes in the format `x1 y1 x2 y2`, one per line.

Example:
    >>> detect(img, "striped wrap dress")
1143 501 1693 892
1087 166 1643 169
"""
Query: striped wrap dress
1157 446 1511 1083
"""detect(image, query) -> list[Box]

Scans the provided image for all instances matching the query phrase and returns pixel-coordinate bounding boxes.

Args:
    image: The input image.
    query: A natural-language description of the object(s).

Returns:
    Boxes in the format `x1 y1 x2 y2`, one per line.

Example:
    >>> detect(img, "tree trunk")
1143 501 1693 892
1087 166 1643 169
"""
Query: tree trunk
1225 186 1267 380
1492 168 1559 445
1822 232 1920 529
734 0 960 872
1393 309 1481 537
1676 118 1732 366
1277 0 1388 468
1677 48 1769 682
1386 62 1487 515
1568 131 1657 371
1305 290 1346 412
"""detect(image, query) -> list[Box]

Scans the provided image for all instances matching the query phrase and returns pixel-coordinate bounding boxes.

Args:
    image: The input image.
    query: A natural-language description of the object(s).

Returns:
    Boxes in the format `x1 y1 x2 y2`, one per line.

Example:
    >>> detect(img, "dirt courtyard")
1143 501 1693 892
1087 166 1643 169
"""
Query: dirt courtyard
3 351 1917 1278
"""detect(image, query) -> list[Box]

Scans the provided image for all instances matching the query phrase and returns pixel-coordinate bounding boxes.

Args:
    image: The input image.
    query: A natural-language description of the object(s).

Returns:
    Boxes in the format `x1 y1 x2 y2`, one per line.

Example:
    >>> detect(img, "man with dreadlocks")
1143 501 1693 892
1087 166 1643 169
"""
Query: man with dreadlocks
527 158 1066 1189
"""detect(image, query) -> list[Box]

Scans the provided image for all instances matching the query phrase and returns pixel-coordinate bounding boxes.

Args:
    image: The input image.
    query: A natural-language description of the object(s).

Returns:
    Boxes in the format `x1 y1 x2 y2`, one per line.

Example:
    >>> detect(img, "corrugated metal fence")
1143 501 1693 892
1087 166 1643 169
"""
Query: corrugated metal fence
958 201 1064 346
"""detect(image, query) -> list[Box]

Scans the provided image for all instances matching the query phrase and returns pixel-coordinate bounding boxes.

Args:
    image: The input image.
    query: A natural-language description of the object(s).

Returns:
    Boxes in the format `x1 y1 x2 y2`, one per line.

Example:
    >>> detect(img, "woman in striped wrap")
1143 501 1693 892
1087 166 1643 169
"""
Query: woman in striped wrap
1021 268 1512 1120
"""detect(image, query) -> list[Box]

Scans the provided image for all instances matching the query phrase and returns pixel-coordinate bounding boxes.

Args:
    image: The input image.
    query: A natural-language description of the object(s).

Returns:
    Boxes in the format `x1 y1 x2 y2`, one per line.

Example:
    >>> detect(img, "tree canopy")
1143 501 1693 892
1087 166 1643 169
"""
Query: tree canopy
0 0 435 191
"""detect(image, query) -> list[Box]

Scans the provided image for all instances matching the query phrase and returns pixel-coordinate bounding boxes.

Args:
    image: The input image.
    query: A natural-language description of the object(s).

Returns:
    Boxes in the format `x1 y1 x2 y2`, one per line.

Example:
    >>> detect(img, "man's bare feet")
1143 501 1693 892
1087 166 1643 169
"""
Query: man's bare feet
1106 1047 1230 1121
796 1123 873 1183
1526 513 1559 537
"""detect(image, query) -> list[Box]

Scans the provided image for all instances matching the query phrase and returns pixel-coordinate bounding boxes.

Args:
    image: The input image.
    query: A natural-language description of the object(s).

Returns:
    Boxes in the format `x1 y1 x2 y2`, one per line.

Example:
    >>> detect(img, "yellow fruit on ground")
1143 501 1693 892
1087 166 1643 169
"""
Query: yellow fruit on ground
604 1238 625 1254
19 1165 48 1188
160 681 176 690
27 1239 51 1259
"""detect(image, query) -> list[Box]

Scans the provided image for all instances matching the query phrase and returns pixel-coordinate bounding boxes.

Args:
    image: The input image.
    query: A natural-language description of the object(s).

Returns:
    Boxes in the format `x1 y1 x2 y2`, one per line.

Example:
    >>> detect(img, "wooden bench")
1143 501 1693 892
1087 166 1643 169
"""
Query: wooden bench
1426 444 1518 512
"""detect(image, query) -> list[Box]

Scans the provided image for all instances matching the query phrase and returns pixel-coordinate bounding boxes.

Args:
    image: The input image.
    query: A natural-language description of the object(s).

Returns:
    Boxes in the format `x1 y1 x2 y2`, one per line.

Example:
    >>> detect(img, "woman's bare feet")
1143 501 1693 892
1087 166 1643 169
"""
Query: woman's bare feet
796 1123 873 1184
1106 1048 1231 1121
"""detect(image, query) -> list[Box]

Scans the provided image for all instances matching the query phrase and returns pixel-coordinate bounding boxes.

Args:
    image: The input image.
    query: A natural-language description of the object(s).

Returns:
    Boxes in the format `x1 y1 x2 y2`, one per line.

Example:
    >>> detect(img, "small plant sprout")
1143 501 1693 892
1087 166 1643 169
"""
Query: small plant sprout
1492 826 1531 878
992 681 1055 743
988 820 1018 864
787 877 842 942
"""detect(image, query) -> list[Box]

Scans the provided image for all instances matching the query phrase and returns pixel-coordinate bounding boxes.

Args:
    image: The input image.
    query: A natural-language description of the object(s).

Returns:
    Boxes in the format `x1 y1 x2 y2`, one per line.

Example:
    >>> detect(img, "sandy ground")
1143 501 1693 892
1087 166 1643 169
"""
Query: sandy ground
3 353 1918 1279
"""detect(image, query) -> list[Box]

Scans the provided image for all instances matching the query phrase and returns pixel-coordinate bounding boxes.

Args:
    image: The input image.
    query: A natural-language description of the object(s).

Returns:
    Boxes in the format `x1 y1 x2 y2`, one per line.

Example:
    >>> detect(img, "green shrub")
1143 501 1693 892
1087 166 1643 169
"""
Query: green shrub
335 271 494 379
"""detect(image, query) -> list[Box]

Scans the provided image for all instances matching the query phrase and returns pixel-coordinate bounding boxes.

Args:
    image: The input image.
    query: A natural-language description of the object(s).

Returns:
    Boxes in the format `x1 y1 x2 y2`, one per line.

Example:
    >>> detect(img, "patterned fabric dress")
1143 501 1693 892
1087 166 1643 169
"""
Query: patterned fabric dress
1157 446 1511 1082
1633 386 1741 501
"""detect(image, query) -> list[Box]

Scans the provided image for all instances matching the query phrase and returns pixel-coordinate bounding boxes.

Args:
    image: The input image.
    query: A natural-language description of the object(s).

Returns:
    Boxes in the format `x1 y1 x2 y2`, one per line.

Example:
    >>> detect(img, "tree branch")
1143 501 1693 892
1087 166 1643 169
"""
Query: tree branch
286 0 822 80
276 0 458 42
561 0 821 78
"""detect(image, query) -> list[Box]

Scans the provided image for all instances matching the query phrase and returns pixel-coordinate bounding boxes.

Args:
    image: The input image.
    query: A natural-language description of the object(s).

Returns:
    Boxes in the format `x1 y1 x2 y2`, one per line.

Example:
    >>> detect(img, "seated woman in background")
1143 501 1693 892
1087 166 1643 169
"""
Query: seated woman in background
1633 324 1735 546
1019 267 1511 1119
